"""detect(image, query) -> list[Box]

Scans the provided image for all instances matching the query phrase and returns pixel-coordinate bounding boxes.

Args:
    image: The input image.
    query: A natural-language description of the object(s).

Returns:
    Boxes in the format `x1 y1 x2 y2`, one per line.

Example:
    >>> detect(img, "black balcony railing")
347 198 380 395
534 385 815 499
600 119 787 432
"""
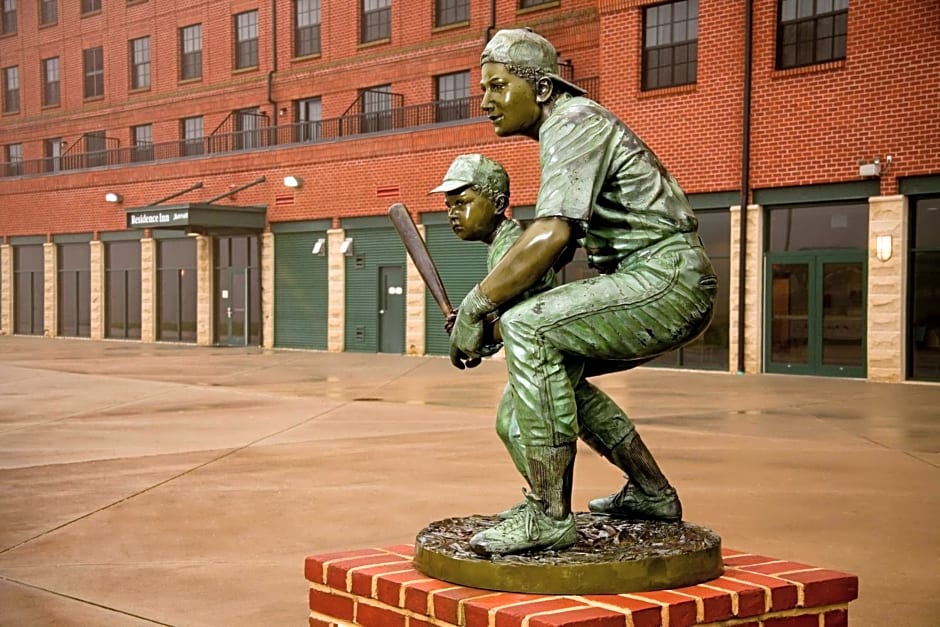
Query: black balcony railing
0 77 599 179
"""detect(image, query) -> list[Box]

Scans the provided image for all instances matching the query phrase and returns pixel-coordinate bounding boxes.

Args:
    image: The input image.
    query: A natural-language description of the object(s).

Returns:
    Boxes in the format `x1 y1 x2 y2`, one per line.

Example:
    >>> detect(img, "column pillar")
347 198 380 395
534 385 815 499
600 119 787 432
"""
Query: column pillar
867 195 907 382
43 242 56 338
327 228 346 352
141 238 156 343
0 244 11 335
404 224 427 355
261 232 275 349
89 240 104 340
196 234 213 346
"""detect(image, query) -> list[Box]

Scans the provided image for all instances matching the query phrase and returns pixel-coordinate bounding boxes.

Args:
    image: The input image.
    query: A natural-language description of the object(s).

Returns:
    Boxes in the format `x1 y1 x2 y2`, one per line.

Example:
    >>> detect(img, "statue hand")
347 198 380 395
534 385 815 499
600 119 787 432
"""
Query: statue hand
449 309 485 369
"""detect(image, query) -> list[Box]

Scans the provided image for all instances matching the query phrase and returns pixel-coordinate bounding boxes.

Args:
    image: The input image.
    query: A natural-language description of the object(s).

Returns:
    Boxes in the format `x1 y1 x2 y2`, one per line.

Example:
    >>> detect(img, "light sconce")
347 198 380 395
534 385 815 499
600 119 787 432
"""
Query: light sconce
283 175 303 189
104 192 123 203
340 237 354 256
875 235 893 262
311 238 325 256
858 154 892 178
279 107 288 117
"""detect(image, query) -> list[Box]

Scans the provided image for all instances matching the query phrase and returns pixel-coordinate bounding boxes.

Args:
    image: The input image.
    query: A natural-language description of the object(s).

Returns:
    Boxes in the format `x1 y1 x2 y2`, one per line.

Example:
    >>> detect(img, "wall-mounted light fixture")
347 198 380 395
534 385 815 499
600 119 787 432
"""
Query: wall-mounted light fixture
283 175 303 188
875 234 893 262
340 237 354 256
858 154 892 178
104 192 123 203
311 238 325 256
279 107 288 116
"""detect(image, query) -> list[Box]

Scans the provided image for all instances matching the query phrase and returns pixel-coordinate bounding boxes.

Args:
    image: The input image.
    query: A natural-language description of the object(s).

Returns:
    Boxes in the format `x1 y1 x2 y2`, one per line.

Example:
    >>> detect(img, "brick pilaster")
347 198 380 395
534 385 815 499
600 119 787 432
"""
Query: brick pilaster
327 228 346 352
404 224 427 356
196 234 213 346
140 238 156 343
261 232 275 349
0 244 11 335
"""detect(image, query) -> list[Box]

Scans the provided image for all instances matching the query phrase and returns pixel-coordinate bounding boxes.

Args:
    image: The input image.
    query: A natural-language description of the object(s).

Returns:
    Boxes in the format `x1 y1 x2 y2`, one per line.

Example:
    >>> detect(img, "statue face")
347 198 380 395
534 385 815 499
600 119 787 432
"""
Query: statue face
445 187 502 243
480 62 542 139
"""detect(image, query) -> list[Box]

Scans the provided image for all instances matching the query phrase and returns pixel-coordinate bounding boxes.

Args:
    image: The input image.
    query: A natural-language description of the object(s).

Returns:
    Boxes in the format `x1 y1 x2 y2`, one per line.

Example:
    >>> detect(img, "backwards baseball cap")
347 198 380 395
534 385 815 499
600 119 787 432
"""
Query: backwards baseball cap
429 154 509 195
480 28 586 96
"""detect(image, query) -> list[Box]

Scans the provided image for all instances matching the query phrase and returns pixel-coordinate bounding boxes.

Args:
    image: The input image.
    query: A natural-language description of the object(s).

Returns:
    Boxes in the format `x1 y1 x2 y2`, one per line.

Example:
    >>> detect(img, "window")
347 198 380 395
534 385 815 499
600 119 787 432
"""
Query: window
2 66 19 113
234 11 259 69
642 0 698 90
360 84 392 132
132 123 153 162
181 116 204 156
39 0 56 25
44 137 63 172
129 36 151 90
1 0 15 35
435 71 470 122
80 0 99 14
234 107 264 149
909 196 940 382
777 0 848 69
42 57 60 107
294 0 321 57
4 143 22 176
180 24 202 80
361 0 390 44
83 47 104 99
435 0 468 27
295 96 322 141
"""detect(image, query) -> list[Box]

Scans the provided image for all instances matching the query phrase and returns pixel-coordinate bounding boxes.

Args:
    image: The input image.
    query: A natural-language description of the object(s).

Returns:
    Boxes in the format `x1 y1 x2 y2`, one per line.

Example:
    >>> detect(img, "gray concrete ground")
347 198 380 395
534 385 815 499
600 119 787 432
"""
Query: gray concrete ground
0 336 937 627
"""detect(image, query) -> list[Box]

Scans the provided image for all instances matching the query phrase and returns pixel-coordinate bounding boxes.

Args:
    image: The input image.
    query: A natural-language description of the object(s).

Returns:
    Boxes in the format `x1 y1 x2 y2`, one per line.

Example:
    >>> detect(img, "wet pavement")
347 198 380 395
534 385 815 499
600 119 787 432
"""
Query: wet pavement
0 336 937 626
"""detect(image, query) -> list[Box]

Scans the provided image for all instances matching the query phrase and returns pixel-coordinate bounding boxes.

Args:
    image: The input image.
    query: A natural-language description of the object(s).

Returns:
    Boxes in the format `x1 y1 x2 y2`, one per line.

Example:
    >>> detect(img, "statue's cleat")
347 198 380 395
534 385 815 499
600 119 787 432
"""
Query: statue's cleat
588 484 682 522
470 493 577 556
496 500 526 520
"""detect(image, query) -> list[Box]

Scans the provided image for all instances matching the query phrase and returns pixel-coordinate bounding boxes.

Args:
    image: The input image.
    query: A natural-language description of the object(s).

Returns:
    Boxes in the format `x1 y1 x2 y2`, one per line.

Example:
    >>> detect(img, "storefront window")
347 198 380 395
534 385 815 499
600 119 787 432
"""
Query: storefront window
909 196 940 381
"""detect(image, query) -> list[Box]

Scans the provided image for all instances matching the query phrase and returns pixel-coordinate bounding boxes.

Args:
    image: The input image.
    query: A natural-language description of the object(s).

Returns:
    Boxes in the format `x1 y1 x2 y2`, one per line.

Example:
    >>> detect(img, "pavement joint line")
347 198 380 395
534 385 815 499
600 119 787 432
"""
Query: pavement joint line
0 396 360 557
0 574 173 625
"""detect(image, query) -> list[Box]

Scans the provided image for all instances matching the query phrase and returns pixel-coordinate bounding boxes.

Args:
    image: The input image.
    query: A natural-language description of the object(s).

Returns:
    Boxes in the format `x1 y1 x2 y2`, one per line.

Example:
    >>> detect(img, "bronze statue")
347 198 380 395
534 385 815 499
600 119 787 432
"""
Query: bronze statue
448 28 719 557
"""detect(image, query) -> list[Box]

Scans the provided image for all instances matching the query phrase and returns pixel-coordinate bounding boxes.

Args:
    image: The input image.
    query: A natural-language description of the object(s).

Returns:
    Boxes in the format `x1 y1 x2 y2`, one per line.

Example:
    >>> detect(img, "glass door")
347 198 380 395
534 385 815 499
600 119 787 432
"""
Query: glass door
765 251 866 377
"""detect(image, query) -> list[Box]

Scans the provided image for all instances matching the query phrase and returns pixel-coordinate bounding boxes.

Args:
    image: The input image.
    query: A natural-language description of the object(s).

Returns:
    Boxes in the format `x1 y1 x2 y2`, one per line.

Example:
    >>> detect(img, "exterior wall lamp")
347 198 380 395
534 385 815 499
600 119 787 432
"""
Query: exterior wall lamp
283 175 303 188
875 235 893 262
340 238 354 256
311 238 325 256
104 192 123 203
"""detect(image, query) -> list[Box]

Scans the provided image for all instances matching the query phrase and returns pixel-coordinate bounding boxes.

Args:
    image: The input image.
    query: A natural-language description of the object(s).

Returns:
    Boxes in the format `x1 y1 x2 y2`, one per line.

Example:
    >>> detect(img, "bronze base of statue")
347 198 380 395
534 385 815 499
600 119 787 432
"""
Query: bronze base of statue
413 513 722 594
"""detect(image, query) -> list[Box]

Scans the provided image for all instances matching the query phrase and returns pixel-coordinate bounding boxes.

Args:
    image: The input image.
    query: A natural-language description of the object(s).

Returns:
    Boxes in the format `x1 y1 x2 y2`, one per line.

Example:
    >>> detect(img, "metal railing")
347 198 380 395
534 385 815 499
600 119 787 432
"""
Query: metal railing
0 77 599 179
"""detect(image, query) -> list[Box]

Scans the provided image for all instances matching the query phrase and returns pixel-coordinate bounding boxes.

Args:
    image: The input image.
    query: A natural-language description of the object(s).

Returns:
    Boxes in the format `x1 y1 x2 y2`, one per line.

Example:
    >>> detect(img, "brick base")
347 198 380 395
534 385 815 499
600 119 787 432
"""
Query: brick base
305 545 857 626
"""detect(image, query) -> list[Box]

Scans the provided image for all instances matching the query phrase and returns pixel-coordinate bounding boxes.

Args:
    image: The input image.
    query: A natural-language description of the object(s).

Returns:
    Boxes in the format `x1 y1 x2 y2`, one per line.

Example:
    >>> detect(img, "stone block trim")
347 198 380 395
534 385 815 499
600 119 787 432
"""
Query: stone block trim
306 546 858 627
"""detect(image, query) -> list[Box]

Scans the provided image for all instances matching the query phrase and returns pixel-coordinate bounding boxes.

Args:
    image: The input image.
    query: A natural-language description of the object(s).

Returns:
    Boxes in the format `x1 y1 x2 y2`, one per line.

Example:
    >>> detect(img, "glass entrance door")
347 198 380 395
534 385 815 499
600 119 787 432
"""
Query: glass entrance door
766 252 866 377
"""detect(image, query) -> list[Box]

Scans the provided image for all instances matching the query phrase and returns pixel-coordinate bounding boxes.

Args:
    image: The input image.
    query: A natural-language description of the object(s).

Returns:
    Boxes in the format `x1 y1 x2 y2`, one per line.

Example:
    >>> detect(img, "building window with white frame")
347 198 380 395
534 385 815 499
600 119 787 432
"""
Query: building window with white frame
181 116 204 156
4 142 23 176
361 0 390 44
42 57 60 107
39 0 56 25
2 66 19 113
1 0 16 35
435 71 470 122
435 0 468 27
83 47 104 99
132 124 153 162
295 97 322 141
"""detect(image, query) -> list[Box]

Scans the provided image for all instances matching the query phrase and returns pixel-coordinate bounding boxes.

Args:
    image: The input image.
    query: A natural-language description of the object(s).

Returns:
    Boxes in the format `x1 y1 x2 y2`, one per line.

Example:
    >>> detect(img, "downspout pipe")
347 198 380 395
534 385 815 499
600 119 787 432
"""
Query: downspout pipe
267 0 278 109
485 0 496 43
737 0 753 375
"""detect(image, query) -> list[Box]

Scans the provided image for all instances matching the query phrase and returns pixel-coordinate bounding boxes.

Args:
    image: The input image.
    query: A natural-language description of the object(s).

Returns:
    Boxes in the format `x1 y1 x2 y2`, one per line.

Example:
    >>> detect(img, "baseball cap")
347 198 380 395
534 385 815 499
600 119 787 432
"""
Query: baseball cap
480 28 587 96
429 154 509 194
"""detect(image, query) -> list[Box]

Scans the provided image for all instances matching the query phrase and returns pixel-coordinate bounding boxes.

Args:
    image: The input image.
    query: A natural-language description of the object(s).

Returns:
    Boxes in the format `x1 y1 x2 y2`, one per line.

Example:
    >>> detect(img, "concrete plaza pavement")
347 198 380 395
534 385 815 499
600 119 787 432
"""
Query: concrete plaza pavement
0 336 937 626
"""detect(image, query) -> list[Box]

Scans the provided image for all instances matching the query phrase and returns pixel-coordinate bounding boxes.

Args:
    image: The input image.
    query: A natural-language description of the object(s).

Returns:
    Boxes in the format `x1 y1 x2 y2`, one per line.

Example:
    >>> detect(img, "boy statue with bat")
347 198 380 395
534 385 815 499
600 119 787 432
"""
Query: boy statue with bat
429 153 555 495
447 29 719 557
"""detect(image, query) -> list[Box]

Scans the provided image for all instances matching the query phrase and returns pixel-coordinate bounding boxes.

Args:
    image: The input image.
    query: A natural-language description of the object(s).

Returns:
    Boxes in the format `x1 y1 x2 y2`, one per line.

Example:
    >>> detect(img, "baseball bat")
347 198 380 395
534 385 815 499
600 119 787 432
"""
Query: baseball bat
388 203 453 318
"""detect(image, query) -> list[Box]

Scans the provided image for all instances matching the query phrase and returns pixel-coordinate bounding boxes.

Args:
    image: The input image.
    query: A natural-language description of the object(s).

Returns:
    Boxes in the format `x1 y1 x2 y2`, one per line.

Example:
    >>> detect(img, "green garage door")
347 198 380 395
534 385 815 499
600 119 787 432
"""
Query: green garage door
422 212 489 355
273 225 329 350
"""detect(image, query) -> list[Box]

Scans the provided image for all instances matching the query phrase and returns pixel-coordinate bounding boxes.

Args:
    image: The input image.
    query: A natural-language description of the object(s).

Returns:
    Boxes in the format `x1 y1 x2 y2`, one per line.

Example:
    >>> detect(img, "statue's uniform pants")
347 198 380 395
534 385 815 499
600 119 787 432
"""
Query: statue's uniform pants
499 232 717 452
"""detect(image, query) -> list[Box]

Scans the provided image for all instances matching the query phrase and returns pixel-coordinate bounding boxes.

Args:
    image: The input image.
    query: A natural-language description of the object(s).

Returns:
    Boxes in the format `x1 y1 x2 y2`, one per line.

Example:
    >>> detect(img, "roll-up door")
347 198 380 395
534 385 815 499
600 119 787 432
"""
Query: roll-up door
273 227 329 350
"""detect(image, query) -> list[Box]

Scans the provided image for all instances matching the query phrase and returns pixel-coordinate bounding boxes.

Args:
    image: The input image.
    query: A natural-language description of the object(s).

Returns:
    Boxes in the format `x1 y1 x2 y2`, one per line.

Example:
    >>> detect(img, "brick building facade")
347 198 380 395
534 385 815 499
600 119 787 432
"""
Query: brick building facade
1 0 938 382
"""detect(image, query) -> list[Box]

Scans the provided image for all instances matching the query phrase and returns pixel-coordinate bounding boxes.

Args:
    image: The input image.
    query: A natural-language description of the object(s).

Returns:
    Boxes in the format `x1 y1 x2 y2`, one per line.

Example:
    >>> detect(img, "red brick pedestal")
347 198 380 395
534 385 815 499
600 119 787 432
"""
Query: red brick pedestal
306 545 857 626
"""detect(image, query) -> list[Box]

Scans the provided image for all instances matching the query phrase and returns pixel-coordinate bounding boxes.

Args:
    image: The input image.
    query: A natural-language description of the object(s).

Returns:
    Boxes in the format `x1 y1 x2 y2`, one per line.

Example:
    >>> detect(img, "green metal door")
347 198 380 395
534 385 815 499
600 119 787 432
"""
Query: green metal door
422 213 489 355
343 218 407 353
274 230 329 350
765 251 866 377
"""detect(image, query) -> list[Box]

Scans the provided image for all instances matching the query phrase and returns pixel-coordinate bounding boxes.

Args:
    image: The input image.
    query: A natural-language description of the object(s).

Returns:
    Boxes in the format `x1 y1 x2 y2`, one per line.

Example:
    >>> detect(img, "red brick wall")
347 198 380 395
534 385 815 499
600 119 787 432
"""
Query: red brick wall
1 0 937 239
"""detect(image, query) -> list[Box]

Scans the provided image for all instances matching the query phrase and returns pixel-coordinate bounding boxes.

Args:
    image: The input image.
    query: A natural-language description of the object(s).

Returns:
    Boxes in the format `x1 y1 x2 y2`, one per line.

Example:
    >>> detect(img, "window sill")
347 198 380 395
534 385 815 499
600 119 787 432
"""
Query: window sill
1 109 21 116
233 66 259 75
178 77 202 85
83 95 104 103
80 10 102 18
359 38 391 50
292 53 322 63
432 21 470 33
41 103 61 110
39 21 58 29
517 1 561 16
129 86 151 94
638 82 696 98
773 59 845 79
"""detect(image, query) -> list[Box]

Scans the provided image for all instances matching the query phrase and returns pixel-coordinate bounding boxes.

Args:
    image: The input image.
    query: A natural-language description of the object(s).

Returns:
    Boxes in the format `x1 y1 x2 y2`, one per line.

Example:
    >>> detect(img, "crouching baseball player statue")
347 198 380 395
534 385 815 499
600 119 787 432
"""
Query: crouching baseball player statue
448 28 719 557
